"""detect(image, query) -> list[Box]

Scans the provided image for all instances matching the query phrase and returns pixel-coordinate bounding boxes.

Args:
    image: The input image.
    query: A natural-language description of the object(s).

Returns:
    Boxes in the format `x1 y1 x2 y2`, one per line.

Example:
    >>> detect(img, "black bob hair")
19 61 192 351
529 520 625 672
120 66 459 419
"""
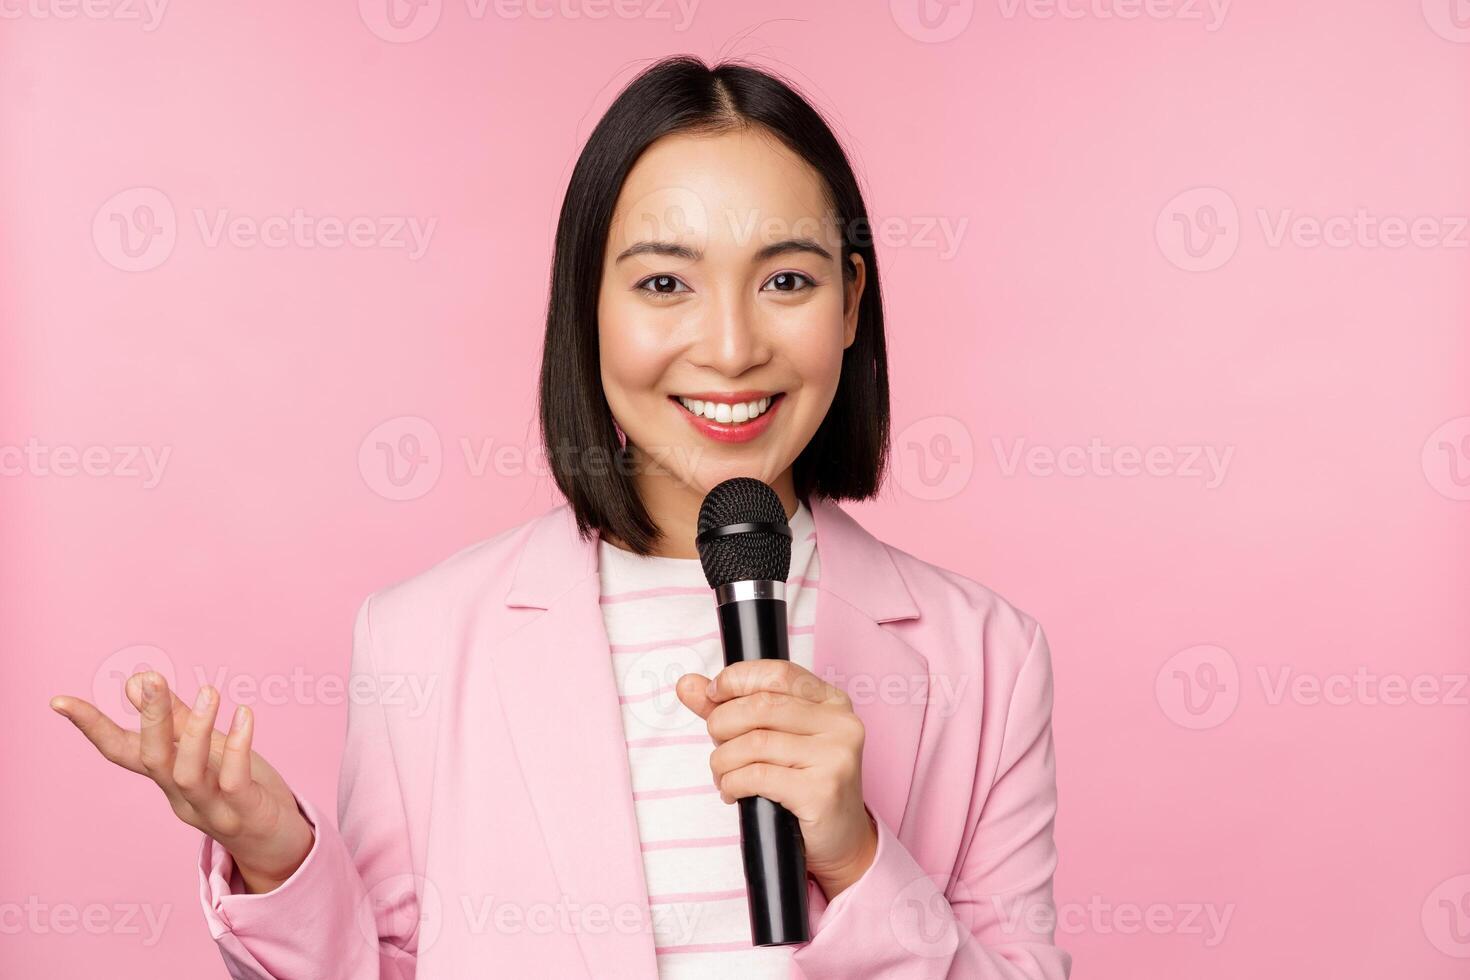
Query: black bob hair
537 55 891 555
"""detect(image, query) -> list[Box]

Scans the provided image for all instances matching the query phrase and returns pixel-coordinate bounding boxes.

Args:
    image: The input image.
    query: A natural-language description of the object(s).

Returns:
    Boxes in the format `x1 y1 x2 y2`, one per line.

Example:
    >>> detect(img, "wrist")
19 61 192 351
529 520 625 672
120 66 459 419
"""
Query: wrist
813 810 878 901
232 820 315 895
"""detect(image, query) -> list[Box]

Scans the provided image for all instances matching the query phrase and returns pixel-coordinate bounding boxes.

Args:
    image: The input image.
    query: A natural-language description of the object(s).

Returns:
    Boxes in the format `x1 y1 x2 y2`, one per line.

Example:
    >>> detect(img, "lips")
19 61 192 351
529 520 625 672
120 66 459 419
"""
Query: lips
669 392 786 444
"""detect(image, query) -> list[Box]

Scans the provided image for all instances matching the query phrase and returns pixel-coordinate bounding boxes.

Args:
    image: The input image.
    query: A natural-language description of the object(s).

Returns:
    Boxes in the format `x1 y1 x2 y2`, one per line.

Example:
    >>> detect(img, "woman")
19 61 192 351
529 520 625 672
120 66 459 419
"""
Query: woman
50 56 1070 979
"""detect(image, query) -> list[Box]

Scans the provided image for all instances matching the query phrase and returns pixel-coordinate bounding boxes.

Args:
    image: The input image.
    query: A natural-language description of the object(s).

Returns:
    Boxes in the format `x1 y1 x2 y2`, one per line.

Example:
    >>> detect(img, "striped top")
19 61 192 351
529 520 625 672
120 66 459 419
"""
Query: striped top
597 500 819 979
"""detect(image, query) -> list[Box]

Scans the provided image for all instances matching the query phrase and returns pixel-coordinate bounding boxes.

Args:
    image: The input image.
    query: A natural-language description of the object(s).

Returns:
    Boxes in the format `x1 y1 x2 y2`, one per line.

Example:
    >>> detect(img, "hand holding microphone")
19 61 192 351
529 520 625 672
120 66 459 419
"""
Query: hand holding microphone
675 477 879 946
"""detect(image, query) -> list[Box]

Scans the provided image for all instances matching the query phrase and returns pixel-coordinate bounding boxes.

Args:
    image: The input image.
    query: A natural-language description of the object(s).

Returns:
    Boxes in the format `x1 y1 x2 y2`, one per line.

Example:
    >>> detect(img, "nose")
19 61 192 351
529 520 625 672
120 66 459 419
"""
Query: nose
686 290 772 378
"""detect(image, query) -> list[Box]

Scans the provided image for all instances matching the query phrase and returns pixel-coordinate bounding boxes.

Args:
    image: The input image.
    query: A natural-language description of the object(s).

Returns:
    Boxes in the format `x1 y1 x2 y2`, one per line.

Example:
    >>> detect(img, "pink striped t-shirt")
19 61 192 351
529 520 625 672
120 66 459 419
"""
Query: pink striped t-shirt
596 499 819 979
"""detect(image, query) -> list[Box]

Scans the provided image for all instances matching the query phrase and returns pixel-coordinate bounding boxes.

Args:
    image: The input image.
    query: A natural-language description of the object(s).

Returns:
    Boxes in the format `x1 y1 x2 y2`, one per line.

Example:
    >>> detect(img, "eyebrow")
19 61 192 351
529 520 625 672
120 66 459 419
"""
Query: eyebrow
614 236 834 265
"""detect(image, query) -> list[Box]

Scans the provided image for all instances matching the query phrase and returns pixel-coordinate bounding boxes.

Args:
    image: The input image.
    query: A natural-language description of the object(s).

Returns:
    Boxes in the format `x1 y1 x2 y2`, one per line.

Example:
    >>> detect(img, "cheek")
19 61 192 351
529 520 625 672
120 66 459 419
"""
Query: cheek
598 287 682 430
781 295 848 389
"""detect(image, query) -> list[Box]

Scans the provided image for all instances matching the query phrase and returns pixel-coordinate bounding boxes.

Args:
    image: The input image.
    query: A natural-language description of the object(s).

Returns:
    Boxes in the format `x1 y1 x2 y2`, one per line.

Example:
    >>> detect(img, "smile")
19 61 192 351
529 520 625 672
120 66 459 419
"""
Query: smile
669 391 786 444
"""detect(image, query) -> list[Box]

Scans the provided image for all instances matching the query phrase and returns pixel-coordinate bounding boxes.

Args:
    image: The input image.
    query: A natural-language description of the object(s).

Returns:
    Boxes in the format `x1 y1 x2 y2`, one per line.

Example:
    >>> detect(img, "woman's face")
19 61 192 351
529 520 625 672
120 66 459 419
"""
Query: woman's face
597 128 866 518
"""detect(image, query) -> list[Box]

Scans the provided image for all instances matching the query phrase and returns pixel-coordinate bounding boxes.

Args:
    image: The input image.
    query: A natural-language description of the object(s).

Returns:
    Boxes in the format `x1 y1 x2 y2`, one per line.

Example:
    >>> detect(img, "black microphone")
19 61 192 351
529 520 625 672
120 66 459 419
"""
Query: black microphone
695 477 810 947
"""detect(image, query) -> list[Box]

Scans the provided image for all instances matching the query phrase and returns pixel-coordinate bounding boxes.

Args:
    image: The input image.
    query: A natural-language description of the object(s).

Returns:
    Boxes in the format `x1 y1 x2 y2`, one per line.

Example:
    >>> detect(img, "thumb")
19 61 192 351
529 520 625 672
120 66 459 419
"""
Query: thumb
675 673 715 719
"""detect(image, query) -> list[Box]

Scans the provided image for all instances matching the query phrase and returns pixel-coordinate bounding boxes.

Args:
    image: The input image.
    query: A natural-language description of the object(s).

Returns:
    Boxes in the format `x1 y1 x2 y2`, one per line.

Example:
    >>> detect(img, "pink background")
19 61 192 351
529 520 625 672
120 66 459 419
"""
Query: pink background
4 1 1468 976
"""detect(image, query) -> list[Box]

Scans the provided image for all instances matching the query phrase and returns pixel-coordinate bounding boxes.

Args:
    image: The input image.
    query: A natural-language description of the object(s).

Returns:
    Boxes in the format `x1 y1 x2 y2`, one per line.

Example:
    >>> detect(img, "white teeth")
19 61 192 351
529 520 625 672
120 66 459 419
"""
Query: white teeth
677 395 778 424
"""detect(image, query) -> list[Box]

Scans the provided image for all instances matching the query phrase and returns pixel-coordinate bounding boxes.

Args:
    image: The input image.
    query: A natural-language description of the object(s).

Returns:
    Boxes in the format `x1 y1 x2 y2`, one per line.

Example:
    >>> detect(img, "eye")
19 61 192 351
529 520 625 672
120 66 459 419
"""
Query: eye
635 274 690 297
762 271 816 293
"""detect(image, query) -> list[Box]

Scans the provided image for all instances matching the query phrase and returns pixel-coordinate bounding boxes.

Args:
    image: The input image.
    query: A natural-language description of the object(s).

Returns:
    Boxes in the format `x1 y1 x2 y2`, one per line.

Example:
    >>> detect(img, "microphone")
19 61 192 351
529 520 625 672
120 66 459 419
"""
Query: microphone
695 477 811 947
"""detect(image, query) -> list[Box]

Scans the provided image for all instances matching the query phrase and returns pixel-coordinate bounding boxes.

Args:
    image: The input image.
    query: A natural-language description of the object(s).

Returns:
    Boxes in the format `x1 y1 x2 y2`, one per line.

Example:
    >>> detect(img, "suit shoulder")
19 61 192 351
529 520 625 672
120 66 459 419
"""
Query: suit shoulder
881 539 1044 665
361 506 552 629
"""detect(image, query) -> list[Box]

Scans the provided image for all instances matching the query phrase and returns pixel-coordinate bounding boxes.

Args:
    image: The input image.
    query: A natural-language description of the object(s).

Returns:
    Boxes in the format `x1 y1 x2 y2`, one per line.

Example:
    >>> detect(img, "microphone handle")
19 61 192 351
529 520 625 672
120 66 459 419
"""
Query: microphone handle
715 591 811 947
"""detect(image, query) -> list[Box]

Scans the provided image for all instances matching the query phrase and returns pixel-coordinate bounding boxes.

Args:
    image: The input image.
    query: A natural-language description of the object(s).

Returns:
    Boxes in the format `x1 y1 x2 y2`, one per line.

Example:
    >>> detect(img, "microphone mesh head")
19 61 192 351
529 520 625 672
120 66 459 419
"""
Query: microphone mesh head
696 478 792 588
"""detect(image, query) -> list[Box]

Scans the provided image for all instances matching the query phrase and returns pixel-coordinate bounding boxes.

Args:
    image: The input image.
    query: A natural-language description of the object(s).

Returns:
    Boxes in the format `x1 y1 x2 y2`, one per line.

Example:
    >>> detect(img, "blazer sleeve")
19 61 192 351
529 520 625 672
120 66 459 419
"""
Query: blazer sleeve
196 594 421 980
791 619 1071 979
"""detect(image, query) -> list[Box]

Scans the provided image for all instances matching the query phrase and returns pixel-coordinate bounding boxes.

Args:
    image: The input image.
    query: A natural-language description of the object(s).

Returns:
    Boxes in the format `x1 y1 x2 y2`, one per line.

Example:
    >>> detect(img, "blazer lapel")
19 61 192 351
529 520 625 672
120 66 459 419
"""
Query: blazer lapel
485 497 929 977
488 507 657 978
808 498 928 837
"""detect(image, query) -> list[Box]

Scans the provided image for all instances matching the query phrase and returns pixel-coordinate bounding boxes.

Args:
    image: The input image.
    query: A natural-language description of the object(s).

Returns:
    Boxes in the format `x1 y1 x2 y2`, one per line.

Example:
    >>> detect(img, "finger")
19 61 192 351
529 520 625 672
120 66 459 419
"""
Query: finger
49 696 145 774
717 761 807 809
173 686 222 803
706 691 838 741
137 672 179 782
217 705 256 801
125 672 195 736
674 673 715 719
708 660 838 706
709 728 815 782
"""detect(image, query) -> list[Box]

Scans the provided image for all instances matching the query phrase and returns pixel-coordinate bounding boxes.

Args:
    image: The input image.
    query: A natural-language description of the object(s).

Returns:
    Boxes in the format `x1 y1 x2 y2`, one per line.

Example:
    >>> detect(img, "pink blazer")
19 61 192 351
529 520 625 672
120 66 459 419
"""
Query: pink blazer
197 497 1070 979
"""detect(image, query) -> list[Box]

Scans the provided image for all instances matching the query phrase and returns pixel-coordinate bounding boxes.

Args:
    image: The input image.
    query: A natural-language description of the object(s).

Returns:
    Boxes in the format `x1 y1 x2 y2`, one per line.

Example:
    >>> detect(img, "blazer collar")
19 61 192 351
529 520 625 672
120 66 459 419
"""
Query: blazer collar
503 495 920 624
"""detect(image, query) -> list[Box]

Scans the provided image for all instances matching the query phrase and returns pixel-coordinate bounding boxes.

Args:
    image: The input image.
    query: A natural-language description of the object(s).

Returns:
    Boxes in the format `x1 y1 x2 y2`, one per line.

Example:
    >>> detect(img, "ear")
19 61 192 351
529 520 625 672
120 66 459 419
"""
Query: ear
842 252 866 350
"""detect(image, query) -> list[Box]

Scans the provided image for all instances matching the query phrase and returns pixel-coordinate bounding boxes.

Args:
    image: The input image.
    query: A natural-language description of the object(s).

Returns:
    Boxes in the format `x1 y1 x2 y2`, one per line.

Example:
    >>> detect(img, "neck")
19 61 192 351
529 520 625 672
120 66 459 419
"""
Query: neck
609 452 800 559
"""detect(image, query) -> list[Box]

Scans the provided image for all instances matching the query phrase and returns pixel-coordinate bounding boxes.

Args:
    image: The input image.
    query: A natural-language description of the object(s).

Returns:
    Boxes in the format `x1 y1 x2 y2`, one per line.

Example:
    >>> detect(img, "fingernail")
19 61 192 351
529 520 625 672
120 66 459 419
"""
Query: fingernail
232 706 248 730
706 679 717 698
142 675 158 702
194 687 212 713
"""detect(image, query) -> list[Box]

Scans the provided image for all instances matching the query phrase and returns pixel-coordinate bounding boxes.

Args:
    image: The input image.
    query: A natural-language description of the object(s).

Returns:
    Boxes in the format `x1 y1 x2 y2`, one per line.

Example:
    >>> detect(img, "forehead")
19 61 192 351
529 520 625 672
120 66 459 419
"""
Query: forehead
608 128 838 253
